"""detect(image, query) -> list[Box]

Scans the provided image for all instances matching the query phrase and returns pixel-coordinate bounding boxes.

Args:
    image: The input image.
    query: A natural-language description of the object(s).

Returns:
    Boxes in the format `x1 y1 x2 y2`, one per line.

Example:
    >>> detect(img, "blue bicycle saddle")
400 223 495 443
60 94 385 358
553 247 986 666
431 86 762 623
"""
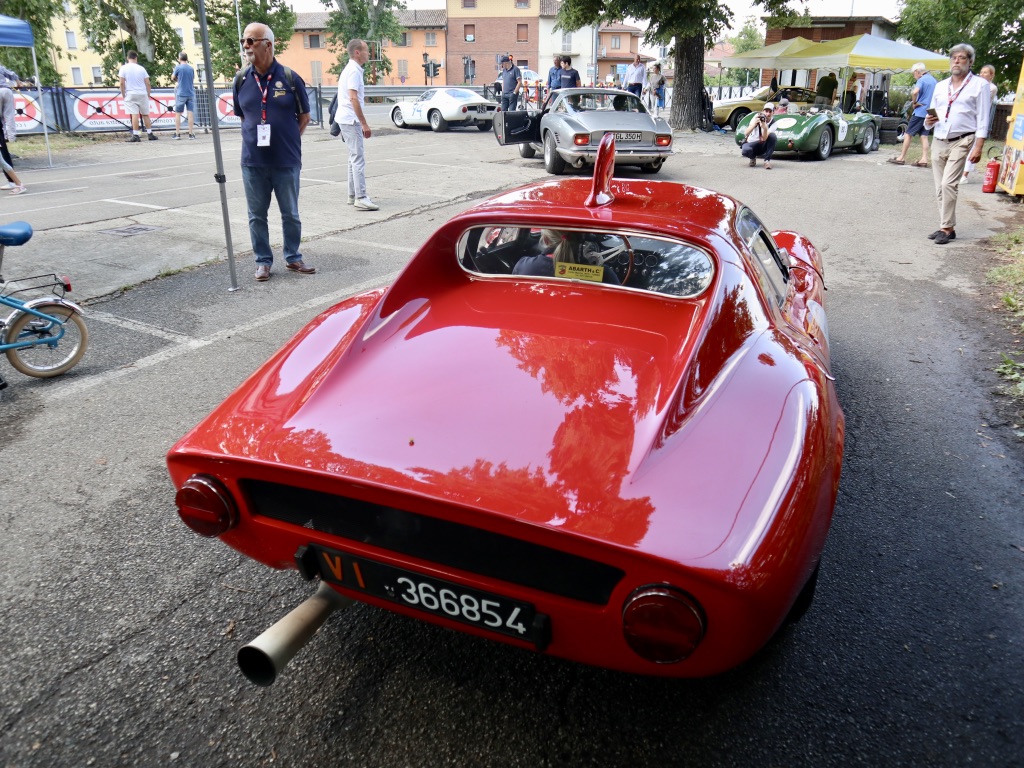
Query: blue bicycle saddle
0 221 33 247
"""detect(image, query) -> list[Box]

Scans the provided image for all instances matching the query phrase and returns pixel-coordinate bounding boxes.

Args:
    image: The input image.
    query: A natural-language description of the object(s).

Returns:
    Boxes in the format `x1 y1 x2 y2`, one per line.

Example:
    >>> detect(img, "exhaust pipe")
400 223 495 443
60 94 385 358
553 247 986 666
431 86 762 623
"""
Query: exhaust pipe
237 581 354 686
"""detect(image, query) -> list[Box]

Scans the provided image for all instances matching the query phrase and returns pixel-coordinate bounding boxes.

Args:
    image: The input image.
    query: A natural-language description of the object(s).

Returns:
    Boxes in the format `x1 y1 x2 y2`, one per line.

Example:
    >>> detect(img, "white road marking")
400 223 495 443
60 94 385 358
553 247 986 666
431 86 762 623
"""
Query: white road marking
321 236 418 253
43 271 400 402
101 199 168 210
86 310 201 344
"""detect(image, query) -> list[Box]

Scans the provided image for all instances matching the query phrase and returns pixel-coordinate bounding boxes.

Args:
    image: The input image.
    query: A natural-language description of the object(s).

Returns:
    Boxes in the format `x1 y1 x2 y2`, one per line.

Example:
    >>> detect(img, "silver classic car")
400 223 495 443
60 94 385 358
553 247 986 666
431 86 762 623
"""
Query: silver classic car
494 88 674 174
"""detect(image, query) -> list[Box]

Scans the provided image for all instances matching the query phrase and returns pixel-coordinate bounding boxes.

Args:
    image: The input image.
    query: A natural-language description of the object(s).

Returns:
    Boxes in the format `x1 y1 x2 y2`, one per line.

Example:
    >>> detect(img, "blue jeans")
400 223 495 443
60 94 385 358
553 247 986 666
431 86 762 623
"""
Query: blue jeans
627 83 643 97
742 134 777 162
501 93 518 112
241 165 302 267
339 123 367 200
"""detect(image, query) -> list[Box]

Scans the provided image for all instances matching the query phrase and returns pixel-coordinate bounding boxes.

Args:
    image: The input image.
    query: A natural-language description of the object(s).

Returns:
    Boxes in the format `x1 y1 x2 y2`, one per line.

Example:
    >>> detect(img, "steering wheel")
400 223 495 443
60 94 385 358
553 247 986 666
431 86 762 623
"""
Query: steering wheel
581 235 634 285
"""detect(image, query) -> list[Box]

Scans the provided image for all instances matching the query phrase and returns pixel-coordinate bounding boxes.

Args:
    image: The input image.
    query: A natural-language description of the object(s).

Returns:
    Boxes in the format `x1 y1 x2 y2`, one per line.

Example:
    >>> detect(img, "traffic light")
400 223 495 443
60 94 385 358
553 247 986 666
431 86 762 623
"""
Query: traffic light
430 62 441 77
422 61 431 79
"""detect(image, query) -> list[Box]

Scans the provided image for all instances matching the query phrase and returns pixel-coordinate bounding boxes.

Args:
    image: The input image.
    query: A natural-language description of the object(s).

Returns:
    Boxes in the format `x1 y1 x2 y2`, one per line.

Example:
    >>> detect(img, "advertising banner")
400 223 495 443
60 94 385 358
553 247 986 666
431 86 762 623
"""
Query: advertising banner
13 91 58 135
997 55 1024 196
63 90 177 131
12 86 320 135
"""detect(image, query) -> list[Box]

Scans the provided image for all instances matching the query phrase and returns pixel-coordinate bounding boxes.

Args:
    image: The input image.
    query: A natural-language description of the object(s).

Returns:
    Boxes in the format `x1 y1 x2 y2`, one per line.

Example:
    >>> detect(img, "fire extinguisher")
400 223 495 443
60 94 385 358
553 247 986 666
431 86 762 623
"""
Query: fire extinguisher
982 157 1001 193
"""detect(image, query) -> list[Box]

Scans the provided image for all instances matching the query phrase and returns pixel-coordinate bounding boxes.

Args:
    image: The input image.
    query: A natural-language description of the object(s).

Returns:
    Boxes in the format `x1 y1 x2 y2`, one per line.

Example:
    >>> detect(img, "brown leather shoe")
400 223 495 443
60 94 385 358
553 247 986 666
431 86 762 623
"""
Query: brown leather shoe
255 265 271 281
286 260 316 274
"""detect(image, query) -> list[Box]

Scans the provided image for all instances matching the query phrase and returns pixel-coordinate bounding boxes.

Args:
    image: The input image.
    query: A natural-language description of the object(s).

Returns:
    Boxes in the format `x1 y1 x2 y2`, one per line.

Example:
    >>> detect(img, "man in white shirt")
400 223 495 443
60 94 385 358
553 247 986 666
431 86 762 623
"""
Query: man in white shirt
118 51 157 142
623 54 646 97
924 43 991 245
337 38 377 211
740 102 778 170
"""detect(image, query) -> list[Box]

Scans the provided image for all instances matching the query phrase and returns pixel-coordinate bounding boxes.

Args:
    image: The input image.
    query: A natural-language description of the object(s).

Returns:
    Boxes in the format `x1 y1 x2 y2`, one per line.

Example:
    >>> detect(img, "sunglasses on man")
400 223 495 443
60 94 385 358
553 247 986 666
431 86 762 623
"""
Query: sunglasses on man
240 37 269 46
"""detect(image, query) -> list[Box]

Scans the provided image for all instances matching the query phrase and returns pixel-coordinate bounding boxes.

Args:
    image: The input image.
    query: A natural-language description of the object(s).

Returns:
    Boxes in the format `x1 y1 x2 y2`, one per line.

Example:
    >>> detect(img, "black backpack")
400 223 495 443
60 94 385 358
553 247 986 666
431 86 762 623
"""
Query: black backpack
233 64 303 119
328 92 341 136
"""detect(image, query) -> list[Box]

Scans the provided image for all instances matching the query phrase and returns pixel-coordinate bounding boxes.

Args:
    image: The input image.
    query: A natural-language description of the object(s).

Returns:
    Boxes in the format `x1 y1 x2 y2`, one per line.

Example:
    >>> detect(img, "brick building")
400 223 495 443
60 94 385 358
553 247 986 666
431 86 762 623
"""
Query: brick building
446 0 541 86
762 15 897 92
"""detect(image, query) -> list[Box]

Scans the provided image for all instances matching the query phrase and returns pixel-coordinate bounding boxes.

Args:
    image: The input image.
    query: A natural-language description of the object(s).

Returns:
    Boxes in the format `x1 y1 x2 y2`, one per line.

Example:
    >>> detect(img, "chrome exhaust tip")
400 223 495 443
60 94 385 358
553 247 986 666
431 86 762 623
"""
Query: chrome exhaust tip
237 581 354 686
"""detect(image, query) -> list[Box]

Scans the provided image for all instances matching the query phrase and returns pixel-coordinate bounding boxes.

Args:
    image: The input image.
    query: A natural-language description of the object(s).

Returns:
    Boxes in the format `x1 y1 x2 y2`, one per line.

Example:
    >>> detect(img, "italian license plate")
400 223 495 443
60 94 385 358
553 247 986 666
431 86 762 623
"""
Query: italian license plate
300 545 545 646
615 132 642 142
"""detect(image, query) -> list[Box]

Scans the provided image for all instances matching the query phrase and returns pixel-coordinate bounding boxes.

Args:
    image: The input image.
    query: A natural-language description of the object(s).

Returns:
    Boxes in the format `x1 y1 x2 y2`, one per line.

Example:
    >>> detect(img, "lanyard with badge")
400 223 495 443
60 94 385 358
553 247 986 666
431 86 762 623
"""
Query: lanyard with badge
945 72 972 119
255 70 272 146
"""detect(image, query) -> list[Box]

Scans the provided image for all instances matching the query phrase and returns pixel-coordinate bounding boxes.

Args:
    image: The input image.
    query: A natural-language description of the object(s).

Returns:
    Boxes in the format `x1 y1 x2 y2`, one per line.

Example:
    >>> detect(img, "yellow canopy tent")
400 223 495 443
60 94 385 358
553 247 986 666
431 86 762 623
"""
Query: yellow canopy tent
720 37 816 69
773 34 948 73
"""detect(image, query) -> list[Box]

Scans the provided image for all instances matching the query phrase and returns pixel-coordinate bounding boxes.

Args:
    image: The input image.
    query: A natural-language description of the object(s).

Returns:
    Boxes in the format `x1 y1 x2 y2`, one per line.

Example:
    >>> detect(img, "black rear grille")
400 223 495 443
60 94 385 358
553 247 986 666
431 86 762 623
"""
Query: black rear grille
242 479 624 605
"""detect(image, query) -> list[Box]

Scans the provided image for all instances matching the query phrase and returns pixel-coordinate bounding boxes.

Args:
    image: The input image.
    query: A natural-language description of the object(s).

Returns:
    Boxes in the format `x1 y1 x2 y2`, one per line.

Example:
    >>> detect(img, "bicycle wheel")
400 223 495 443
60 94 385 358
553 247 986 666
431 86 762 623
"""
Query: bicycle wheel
5 302 89 378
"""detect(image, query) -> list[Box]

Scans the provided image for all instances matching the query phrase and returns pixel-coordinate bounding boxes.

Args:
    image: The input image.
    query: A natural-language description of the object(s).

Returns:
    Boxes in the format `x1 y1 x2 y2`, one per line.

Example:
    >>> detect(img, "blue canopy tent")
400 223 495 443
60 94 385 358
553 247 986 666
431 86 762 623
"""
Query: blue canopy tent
0 14 52 166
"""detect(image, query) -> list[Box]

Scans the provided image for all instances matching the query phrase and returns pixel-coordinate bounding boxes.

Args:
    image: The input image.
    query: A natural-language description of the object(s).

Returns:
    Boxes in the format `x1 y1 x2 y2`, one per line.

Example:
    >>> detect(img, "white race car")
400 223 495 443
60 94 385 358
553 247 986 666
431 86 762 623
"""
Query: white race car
390 88 498 132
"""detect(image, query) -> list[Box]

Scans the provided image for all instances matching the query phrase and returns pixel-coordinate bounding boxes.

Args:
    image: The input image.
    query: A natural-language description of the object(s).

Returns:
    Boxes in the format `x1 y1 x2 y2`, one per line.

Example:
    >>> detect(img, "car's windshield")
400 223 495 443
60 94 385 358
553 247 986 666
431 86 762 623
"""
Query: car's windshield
558 92 646 114
444 88 478 100
458 226 714 298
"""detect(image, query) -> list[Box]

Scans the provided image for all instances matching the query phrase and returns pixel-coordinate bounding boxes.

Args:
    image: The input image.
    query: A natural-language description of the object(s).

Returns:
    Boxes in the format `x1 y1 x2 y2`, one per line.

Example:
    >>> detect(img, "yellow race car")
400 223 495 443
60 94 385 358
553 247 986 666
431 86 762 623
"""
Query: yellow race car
713 86 819 130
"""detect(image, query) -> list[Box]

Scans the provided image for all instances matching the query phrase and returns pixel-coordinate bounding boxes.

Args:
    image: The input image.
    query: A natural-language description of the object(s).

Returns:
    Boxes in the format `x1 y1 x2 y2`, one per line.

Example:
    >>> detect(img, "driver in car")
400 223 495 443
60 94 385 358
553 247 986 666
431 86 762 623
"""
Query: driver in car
513 230 620 284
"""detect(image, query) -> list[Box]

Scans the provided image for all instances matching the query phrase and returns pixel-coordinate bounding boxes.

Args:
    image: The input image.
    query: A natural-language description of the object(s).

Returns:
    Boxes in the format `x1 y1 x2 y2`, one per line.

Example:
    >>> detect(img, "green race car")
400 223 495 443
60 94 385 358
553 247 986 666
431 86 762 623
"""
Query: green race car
734 106 881 160
713 86 819 130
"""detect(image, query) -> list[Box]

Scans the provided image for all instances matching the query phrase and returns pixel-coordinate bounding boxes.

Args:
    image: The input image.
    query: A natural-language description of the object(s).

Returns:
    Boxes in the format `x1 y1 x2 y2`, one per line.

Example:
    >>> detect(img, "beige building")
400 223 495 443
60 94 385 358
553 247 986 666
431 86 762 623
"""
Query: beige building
49 13 208 87
276 10 449 87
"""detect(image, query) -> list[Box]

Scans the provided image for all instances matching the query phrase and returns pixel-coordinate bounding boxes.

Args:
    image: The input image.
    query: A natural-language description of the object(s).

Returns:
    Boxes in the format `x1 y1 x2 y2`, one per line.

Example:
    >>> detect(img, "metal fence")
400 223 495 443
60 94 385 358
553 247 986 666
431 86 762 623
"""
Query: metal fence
13 84 327 136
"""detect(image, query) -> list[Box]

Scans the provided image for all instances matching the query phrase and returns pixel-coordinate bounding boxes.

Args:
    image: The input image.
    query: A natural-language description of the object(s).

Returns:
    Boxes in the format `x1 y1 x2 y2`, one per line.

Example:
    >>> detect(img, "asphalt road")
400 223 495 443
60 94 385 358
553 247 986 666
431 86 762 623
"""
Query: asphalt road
1 119 1022 767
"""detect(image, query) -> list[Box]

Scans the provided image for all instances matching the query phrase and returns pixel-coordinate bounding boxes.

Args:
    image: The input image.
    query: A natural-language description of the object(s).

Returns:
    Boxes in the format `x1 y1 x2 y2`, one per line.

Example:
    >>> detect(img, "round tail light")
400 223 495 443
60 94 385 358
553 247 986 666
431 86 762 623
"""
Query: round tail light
622 585 705 663
175 475 238 537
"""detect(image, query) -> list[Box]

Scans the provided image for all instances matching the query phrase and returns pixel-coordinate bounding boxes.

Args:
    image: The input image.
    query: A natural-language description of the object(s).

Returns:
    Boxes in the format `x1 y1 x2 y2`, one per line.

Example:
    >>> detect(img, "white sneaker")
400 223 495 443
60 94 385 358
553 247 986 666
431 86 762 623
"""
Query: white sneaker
354 197 379 211
347 196 355 205
960 173 970 184
0 182 14 190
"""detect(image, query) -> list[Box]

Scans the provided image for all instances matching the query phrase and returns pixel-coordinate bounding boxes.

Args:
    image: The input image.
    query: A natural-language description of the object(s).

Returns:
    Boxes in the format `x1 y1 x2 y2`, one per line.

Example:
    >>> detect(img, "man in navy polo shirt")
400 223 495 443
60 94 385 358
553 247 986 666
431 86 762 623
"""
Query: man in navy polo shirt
547 54 562 96
498 57 522 112
234 22 313 282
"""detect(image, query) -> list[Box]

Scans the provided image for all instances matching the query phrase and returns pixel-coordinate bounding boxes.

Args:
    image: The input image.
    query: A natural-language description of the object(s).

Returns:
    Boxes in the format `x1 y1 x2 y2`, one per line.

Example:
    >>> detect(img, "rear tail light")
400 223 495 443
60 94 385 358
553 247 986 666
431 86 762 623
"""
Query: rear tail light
461 106 468 113
655 134 672 147
175 475 239 537
622 585 705 663
60 275 72 292
573 134 590 146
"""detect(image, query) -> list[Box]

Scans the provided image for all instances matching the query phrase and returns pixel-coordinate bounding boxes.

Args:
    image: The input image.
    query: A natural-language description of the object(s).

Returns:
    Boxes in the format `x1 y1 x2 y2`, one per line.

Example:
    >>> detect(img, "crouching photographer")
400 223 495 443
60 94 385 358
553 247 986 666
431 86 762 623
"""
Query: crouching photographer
741 102 779 170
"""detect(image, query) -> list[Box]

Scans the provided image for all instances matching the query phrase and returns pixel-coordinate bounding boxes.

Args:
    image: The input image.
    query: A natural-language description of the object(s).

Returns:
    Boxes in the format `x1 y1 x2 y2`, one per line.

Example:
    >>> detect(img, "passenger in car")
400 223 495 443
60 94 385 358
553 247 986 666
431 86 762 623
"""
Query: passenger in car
513 230 620 284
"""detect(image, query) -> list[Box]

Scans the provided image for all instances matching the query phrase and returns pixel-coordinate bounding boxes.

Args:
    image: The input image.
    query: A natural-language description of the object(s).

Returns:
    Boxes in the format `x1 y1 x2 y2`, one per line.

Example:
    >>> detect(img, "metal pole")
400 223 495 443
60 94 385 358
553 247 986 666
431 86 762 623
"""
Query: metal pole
29 48 53 168
234 0 245 68
198 0 240 291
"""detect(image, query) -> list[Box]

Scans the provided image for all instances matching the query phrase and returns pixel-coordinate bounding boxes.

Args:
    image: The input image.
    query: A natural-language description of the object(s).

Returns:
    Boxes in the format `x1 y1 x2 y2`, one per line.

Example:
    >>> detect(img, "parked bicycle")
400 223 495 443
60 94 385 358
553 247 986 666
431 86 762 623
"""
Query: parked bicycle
0 221 88 390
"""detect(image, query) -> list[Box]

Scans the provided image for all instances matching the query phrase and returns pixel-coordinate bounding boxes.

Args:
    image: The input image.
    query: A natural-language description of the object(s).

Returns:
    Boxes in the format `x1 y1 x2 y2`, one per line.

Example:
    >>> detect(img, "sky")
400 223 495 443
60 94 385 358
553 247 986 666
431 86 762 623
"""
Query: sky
289 0 904 31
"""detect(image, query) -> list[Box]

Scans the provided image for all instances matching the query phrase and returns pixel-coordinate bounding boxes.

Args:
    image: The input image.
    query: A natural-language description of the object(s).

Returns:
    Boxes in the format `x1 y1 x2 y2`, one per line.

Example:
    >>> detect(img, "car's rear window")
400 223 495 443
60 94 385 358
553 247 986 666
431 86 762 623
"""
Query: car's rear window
458 226 714 299
558 92 645 114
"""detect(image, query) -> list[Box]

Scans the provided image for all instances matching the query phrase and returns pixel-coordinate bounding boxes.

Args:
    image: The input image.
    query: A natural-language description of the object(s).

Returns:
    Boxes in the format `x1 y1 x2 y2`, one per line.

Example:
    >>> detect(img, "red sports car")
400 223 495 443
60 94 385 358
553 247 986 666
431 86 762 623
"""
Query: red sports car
168 138 844 684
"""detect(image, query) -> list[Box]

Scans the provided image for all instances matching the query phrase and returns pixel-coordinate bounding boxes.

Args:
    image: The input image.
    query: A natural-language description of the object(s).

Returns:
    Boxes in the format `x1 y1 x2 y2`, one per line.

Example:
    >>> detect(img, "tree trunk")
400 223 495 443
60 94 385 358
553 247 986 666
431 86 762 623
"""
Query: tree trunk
125 6 156 61
669 33 706 132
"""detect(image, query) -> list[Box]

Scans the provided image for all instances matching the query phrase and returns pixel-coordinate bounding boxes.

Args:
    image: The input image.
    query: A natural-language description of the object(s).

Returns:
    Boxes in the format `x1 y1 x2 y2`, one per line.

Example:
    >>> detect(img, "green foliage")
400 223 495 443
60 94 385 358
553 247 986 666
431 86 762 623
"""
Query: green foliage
995 354 1024 399
556 0 795 129
204 0 297 81
320 0 403 82
766 6 811 30
988 227 1024 401
73 0 202 86
728 16 763 87
897 0 1024 94
0 0 67 83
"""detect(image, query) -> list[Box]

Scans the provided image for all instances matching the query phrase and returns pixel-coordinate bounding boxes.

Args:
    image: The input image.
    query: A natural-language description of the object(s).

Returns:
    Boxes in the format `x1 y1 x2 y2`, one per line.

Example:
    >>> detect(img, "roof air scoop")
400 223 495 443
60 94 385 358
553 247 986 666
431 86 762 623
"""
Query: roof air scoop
585 133 616 208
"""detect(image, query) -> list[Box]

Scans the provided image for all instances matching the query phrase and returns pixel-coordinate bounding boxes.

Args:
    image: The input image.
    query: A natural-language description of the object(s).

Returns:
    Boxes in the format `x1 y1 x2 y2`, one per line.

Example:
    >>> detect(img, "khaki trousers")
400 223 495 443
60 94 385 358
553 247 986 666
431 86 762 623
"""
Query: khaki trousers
931 134 974 229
